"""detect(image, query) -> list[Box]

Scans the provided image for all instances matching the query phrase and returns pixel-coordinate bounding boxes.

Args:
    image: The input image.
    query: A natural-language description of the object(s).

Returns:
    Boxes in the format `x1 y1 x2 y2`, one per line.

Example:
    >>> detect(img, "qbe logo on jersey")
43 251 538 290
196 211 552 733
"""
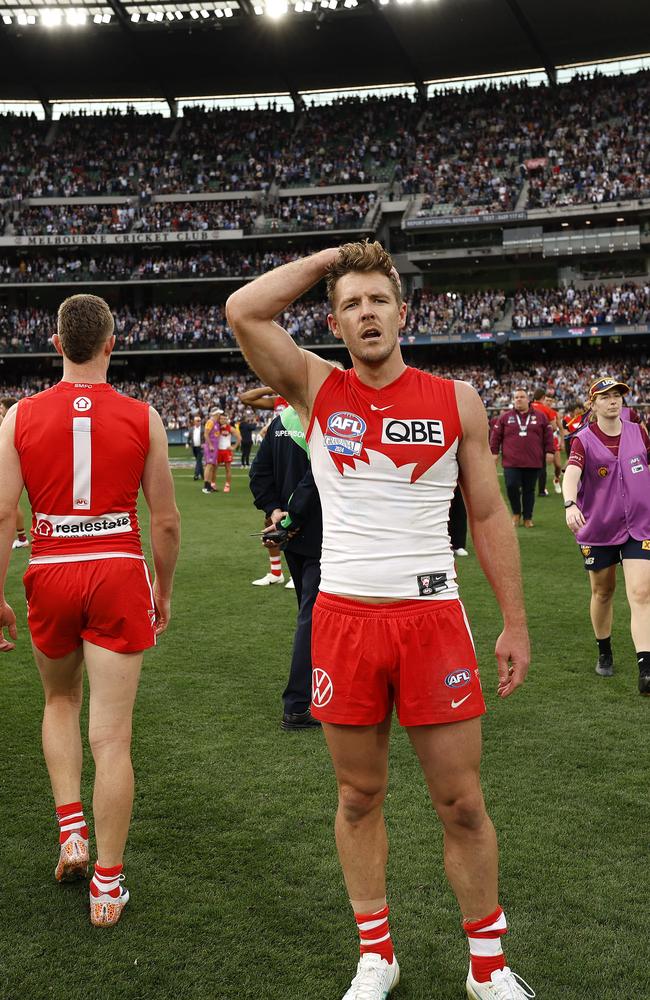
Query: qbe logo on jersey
324 411 366 457
381 418 445 446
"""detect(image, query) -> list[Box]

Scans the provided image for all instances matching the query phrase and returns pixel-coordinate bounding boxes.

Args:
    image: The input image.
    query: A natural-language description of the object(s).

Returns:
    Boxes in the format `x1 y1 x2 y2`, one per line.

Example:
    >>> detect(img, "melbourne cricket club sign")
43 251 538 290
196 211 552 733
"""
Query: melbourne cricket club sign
0 230 242 247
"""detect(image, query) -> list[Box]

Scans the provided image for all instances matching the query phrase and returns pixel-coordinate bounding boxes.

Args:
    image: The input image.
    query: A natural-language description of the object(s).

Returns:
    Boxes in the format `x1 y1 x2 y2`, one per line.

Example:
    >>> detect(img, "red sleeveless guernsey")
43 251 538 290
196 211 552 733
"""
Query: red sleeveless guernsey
307 366 462 600
15 381 150 561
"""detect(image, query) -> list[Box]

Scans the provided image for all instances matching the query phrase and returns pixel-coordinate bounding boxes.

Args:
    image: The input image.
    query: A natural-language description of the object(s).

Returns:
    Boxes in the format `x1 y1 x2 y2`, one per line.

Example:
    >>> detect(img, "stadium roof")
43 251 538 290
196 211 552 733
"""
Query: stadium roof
0 0 648 105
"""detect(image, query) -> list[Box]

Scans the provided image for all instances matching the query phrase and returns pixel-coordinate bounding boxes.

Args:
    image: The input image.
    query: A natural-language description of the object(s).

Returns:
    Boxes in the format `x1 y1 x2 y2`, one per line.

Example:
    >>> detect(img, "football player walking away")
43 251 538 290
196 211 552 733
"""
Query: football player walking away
0 294 180 926
563 377 650 693
227 242 535 1000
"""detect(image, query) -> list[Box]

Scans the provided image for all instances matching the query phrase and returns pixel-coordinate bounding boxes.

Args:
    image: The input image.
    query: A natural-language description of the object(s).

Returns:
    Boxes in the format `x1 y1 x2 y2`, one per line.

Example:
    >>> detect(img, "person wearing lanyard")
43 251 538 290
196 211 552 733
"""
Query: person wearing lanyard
490 389 554 528
563 377 650 692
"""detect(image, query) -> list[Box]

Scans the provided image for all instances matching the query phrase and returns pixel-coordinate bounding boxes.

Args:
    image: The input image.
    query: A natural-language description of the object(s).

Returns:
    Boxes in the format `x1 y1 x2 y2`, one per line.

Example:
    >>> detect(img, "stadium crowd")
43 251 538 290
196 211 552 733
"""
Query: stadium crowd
511 282 650 328
3 283 649 352
1 70 648 214
1 359 648 429
0 248 302 283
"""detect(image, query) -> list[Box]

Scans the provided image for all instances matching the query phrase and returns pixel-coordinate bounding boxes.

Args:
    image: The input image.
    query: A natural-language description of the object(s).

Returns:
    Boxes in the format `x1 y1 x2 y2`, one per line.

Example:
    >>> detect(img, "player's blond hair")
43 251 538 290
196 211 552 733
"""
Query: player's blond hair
57 294 115 364
325 240 401 307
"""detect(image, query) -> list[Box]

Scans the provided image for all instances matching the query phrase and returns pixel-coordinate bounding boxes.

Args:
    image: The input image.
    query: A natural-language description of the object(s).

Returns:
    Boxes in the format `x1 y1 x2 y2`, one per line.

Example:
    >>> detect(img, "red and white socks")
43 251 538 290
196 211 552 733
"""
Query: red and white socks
269 555 283 579
354 904 394 964
464 905 508 982
90 863 124 900
56 801 88 844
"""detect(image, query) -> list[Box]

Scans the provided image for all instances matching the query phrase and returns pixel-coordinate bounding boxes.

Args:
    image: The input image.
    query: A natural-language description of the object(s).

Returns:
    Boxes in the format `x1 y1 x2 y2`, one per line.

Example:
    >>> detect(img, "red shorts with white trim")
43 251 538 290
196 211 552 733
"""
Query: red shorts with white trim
311 593 485 727
24 557 157 659
217 449 232 465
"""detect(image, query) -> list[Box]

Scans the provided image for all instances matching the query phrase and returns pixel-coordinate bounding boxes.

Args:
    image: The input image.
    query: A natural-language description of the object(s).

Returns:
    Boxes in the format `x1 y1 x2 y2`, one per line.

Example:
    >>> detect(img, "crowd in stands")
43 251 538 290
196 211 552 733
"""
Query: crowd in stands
512 282 650 328
265 193 375 231
3 283 648 353
2 359 648 429
1 70 649 215
0 248 302 283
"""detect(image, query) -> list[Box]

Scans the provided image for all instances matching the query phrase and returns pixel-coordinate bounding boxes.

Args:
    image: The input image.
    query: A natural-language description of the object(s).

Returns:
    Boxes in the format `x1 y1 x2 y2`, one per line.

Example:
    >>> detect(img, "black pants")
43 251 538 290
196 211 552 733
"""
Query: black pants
448 486 467 550
192 445 204 478
504 467 538 520
538 464 547 495
283 551 321 715
240 441 252 466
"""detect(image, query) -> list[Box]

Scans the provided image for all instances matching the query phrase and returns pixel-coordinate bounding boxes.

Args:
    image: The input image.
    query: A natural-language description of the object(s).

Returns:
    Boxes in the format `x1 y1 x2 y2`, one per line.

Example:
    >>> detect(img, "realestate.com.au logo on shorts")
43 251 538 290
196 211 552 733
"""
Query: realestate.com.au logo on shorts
34 512 132 538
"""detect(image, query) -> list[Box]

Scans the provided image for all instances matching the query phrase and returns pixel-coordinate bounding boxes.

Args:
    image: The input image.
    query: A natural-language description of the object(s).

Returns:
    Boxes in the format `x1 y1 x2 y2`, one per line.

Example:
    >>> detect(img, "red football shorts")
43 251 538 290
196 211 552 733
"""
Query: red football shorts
24 557 157 659
311 593 485 727
217 449 232 465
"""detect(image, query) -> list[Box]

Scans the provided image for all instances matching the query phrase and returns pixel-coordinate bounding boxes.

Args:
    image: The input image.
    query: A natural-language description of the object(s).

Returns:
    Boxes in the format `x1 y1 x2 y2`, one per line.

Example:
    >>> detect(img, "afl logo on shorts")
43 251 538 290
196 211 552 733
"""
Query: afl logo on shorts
324 411 366 458
73 396 92 412
312 667 334 708
444 668 472 690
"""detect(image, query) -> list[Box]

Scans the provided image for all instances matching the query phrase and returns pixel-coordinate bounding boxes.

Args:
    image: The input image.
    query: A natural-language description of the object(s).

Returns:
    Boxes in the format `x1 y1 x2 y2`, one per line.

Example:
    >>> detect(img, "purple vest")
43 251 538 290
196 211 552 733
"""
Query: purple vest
576 421 650 545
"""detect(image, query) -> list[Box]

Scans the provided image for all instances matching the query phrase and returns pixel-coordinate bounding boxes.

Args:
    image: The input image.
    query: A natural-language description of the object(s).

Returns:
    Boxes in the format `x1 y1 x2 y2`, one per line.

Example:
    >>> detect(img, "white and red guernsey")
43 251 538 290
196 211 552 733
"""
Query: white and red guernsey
15 381 149 563
307 366 462 600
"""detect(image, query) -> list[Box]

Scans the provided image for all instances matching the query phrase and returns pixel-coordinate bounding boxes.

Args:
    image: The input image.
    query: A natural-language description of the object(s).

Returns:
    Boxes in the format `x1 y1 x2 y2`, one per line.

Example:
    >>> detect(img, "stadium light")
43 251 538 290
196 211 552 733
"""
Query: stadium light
65 9 87 26
266 0 288 17
93 12 103 22
17 10 27 24
175 9 184 17
2 13 11 22
224 7 233 15
215 8 223 16
303 0 313 8
253 3 263 12
190 8 199 16
131 11 141 20
41 8 63 26
166 10 174 18
200 8 210 16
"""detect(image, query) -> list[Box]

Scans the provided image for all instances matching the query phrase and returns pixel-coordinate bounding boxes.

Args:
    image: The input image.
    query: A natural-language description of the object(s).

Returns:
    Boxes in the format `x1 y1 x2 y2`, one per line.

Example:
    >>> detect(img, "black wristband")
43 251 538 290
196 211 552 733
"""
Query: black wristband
564 500 577 510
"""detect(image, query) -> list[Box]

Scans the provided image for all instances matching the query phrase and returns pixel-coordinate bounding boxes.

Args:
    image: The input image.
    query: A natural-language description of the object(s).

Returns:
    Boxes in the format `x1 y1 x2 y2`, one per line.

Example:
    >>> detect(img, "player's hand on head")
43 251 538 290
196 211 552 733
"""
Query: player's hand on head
0 601 17 652
495 626 530 698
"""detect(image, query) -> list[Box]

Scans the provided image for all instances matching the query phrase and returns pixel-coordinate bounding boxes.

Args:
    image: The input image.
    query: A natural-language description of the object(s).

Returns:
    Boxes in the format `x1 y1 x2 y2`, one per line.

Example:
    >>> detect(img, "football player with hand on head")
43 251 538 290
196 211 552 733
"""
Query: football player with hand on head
227 241 534 1000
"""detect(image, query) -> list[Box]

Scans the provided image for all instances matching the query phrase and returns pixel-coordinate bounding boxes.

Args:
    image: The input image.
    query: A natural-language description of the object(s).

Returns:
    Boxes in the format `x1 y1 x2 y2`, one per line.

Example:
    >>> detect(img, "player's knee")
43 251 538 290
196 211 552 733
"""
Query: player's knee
45 687 83 711
592 584 615 603
437 791 487 834
338 781 386 824
627 581 650 606
89 724 132 758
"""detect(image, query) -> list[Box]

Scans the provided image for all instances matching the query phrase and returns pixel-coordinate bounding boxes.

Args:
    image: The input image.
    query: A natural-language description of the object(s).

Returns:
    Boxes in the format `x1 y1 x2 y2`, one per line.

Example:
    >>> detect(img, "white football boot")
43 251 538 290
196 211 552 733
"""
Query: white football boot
466 966 535 999
12 538 29 549
54 832 89 882
285 577 296 589
342 953 400 1000
89 876 130 927
251 572 285 586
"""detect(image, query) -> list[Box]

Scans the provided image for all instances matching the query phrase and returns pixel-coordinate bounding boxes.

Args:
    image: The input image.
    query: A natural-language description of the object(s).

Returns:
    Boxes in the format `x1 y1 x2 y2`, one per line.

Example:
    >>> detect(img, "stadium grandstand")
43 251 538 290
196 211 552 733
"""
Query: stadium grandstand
2 1 650 998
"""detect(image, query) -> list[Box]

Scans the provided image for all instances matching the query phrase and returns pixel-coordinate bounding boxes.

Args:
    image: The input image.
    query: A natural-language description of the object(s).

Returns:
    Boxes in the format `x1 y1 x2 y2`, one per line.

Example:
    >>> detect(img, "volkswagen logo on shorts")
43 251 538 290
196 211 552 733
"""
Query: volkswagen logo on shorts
312 667 334 708
444 668 472 689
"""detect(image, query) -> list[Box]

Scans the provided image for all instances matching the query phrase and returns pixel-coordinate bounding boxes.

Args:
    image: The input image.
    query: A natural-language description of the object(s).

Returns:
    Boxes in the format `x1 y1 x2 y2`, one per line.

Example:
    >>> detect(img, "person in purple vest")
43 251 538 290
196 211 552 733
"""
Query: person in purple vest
563 376 650 694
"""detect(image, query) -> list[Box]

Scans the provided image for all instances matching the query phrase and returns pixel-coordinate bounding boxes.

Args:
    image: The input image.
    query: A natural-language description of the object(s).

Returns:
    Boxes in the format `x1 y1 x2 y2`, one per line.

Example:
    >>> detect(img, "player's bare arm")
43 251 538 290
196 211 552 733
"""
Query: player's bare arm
226 249 339 419
238 386 279 410
0 406 23 651
455 381 530 697
141 407 181 636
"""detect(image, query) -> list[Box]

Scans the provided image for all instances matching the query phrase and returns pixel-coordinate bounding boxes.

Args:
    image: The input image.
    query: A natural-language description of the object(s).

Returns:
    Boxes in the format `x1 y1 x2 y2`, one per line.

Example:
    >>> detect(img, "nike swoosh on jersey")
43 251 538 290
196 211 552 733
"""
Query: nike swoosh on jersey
370 404 393 411
451 693 472 709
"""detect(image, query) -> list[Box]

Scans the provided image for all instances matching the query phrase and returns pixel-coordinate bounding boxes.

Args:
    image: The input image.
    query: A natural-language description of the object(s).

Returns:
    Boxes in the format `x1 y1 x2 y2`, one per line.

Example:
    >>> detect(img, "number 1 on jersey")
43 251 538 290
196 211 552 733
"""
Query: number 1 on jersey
73 416 92 509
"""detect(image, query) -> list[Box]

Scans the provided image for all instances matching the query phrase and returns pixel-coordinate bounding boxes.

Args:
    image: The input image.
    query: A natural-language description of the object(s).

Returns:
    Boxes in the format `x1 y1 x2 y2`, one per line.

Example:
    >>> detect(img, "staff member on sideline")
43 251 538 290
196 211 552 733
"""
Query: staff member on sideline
563 376 650 692
0 293 180 926
490 389 554 528
185 414 204 481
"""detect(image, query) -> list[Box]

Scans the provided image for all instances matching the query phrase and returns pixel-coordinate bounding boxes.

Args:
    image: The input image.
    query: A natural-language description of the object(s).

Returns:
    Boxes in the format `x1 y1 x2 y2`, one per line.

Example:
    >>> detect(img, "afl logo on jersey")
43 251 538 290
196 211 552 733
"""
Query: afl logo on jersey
324 411 366 457
73 396 92 412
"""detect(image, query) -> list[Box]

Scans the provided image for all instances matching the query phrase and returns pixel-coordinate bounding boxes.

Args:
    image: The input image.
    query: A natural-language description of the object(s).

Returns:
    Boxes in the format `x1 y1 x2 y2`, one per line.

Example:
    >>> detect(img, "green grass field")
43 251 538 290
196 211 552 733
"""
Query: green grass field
1 454 648 1000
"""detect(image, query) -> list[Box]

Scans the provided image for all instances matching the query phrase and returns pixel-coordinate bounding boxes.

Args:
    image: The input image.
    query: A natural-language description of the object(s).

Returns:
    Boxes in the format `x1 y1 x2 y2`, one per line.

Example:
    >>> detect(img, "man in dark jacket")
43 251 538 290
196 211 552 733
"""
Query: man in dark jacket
249 407 322 731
